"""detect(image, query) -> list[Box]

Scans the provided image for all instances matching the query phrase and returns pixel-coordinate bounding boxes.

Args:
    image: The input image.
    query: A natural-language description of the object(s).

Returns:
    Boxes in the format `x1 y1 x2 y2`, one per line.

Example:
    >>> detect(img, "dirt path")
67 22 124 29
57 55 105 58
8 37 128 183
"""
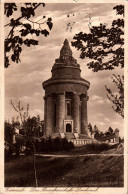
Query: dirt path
35 153 123 158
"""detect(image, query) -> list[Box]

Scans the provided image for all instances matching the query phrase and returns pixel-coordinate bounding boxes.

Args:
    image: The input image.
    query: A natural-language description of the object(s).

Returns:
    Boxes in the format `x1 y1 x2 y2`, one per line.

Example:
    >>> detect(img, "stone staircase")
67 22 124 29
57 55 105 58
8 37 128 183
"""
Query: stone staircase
65 132 75 139
50 132 99 146
79 134 92 139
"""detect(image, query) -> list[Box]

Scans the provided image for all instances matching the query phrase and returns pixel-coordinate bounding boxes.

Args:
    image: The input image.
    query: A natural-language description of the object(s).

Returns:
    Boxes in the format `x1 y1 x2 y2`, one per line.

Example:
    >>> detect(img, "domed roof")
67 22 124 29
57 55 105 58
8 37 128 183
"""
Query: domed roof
42 39 90 91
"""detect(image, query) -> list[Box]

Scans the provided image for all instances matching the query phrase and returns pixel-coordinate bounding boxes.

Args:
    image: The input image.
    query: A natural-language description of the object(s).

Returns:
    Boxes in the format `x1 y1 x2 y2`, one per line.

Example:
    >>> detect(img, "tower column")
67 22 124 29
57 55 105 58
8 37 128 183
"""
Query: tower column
56 92 65 133
73 93 80 133
81 95 88 135
46 95 54 137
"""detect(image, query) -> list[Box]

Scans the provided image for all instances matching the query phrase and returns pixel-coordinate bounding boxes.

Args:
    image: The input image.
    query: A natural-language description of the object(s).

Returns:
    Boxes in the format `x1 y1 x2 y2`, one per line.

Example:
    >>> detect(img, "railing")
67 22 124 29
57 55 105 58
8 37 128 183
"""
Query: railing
68 139 96 145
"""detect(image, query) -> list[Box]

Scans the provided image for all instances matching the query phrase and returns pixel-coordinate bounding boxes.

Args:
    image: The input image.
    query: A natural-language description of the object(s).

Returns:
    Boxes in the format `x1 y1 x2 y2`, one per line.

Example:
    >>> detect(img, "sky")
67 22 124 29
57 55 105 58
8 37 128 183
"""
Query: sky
4 3 124 136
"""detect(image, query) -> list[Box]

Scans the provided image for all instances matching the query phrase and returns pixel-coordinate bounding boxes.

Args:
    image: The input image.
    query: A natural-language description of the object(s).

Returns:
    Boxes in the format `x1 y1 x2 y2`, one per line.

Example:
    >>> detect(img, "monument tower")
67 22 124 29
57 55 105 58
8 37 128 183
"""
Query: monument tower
43 39 90 141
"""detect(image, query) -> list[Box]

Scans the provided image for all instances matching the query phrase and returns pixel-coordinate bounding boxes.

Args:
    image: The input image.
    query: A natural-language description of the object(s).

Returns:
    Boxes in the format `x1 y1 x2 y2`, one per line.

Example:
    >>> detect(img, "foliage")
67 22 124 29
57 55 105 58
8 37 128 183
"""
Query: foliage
4 120 13 144
105 74 124 118
10 100 29 123
35 137 74 153
10 100 44 139
88 123 93 135
94 130 100 139
4 141 15 161
72 5 124 118
4 3 53 68
92 124 117 140
108 127 114 134
7 100 44 186
72 5 124 72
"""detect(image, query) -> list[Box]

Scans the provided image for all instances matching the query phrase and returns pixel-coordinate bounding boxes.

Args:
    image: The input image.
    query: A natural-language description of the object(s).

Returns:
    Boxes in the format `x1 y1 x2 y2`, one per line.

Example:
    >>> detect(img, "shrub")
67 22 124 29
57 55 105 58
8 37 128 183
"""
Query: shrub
35 137 74 153
62 138 74 151
5 144 15 161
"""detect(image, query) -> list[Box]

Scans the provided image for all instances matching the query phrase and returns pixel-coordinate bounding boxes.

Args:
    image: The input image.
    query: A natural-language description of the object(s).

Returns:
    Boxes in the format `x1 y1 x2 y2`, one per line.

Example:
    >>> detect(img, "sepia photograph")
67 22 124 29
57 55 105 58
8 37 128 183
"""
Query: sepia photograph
2 0 126 191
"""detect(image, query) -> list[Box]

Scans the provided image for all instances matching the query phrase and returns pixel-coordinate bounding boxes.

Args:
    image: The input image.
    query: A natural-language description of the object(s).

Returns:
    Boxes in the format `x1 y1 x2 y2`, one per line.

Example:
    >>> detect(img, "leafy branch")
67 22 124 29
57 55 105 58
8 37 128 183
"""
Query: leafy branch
105 74 124 118
71 5 124 72
4 3 53 68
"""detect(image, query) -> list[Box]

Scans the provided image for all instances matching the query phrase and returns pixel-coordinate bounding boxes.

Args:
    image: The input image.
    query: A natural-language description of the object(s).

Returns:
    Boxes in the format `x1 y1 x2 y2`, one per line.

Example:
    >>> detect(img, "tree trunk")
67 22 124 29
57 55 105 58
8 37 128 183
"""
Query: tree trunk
32 142 38 187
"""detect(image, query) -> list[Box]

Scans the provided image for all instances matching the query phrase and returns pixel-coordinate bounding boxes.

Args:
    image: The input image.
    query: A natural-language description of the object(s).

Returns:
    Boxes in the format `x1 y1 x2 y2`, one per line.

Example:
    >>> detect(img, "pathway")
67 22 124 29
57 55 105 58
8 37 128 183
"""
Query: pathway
35 153 123 158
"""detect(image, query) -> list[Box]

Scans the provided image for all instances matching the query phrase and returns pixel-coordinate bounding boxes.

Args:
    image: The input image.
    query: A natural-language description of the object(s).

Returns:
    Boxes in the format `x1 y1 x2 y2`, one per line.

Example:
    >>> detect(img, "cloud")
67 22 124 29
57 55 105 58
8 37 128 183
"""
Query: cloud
97 113 103 117
104 118 110 122
19 96 31 102
89 95 110 105
111 121 120 125
97 99 110 105
31 109 43 117
91 95 102 101
95 122 105 126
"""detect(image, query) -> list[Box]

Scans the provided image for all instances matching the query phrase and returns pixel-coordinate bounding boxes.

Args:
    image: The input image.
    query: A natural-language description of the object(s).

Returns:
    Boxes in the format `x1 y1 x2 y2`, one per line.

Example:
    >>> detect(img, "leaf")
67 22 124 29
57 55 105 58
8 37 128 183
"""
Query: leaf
35 30 40 36
48 17 52 22
18 38 23 45
23 23 32 30
21 7 25 15
5 56 10 68
4 3 17 17
11 54 15 62
20 29 29 36
10 18 15 26
32 3 38 7
47 21 53 30
5 3 52 68
41 29 49 36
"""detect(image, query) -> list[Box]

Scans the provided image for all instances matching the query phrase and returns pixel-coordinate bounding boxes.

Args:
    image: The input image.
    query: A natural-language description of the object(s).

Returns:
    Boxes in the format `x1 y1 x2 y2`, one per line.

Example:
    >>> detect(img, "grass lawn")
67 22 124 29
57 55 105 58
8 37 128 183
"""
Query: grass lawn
5 154 124 187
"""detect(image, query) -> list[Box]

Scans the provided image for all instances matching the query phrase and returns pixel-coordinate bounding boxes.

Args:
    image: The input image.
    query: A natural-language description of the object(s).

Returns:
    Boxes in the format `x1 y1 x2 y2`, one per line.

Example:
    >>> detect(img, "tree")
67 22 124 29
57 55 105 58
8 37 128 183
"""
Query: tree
4 120 13 144
99 132 104 137
105 131 110 136
93 125 99 132
88 123 93 135
24 116 43 139
72 5 124 72
105 74 124 118
71 5 124 117
10 100 41 187
5 3 53 68
93 125 100 139
94 130 100 139
108 126 114 134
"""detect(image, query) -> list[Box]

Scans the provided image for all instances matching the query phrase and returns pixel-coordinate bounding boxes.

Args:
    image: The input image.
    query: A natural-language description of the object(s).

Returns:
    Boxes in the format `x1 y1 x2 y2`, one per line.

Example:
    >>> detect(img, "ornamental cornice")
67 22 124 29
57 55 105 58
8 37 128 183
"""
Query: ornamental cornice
43 78 90 89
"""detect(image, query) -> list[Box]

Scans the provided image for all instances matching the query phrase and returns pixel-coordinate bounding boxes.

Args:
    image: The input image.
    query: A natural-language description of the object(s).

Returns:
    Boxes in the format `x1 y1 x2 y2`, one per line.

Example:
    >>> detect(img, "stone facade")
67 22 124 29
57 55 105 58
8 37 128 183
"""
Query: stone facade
42 39 90 140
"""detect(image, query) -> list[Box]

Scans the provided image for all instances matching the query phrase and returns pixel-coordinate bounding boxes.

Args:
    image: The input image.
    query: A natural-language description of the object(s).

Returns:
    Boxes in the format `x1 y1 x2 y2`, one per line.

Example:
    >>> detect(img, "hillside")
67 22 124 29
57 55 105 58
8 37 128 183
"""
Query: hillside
5 153 123 187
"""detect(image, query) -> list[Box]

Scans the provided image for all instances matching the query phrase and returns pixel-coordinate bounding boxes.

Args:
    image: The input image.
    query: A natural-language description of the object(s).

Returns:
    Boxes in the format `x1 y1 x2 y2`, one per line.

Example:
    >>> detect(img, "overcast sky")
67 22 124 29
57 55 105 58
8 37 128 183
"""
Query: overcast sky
5 3 124 136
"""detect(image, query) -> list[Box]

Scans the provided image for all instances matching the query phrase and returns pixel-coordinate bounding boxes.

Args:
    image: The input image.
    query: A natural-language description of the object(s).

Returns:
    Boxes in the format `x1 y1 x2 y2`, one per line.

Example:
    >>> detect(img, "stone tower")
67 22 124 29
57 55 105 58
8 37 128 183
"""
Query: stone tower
42 39 90 140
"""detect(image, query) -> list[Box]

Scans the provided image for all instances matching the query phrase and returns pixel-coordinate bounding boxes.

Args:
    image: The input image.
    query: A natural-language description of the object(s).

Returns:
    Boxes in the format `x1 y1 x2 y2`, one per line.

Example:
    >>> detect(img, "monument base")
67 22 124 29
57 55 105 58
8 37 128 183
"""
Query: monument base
49 132 99 146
